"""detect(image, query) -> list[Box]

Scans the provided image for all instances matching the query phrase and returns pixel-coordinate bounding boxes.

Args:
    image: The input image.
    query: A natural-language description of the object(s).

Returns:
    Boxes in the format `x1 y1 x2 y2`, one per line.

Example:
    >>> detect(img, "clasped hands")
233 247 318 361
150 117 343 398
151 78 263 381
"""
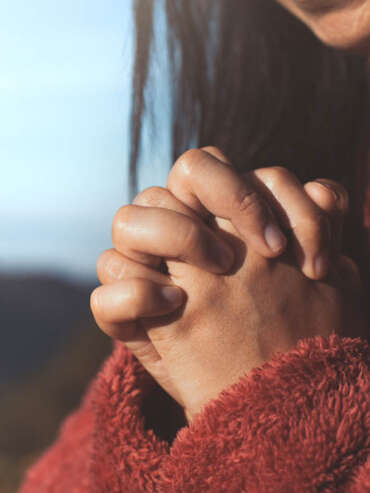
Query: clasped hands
91 147 364 423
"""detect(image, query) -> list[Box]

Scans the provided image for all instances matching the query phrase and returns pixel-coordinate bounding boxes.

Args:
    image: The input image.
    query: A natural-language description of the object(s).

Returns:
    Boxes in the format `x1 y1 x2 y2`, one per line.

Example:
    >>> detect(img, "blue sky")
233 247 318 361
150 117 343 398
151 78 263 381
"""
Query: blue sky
0 0 171 282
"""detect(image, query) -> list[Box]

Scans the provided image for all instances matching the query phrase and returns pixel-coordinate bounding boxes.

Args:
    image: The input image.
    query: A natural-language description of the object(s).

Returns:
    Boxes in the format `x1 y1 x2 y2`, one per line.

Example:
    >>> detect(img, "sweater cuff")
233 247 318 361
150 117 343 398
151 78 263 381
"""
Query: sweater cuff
165 334 370 492
90 334 369 492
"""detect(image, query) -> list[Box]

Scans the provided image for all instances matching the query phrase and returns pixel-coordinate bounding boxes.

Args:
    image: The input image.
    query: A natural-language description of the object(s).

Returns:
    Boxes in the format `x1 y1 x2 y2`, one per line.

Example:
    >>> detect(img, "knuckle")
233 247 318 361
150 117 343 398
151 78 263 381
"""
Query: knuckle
96 249 113 278
133 186 168 208
268 165 290 175
181 220 203 255
97 249 114 268
172 148 205 179
115 204 136 225
112 205 136 239
264 166 292 186
254 166 301 193
127 279 151 319
97 249 125 282
235 187 264 216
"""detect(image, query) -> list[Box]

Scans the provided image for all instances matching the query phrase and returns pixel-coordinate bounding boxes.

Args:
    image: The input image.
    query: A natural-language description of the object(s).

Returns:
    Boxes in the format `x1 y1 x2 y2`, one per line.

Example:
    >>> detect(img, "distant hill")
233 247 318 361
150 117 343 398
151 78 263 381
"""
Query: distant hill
0 272 97 384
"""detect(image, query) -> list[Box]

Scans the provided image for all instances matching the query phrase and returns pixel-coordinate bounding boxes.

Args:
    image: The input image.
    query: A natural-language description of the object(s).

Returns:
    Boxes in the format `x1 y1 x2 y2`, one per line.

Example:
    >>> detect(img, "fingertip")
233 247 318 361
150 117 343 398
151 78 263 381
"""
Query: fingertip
304 181 337 213
160 285 185 307
301 253 329 281
264 224 288 256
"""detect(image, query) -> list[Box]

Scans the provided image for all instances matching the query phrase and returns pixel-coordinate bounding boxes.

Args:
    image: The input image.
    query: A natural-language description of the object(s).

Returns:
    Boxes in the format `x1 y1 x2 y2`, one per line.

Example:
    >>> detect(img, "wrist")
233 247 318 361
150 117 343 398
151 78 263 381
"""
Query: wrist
184 408 194 424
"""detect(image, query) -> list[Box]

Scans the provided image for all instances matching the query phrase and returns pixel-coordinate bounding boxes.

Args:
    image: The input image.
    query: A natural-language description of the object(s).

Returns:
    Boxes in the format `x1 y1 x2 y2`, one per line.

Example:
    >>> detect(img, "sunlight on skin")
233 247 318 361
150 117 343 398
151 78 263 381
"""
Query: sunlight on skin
277 0 370 52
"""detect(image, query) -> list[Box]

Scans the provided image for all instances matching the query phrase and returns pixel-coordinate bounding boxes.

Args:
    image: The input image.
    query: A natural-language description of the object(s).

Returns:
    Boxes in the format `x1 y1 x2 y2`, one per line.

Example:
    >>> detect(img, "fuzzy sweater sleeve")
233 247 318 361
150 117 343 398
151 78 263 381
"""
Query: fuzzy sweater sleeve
19 334 369 493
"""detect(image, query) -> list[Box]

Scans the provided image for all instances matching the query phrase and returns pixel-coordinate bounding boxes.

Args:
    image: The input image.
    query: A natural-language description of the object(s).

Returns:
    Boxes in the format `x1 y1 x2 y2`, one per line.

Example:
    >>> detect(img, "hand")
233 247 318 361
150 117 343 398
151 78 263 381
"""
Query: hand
92 188 364 422
91 154 364 422
165 146 348 280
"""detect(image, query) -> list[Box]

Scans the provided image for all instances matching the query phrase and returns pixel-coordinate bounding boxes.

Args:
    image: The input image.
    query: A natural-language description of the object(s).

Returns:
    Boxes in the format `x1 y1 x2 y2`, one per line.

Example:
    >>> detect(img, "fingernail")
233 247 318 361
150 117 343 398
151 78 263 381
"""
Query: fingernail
210 241 234 270
160 286 183 306
264 224 287 253
315 254 329 279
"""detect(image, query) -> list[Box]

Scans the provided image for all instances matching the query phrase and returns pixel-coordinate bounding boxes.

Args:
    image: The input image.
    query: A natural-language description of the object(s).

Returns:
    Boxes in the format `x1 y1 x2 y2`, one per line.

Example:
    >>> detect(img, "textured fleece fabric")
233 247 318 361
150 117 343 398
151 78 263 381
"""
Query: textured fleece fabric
20 334 369 492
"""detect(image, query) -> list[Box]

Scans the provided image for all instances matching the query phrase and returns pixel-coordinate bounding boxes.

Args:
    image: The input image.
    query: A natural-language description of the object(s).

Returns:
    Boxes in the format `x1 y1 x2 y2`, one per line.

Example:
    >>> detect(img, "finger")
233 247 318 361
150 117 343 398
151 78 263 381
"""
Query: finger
133 186 200 221
97 248 171 285
133 186 224 271
304 179 348 215
200 148 234 225
252 167 331 280
90 279 184 342
304 179 349 252
132 186 205 272
112 204 234 273
167 148 287 257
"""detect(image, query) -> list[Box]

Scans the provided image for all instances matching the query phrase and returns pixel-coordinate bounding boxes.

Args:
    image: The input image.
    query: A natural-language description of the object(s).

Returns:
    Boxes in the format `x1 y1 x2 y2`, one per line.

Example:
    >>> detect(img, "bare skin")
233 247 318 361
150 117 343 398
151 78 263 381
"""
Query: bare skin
91 148 365 423
277 0 370 52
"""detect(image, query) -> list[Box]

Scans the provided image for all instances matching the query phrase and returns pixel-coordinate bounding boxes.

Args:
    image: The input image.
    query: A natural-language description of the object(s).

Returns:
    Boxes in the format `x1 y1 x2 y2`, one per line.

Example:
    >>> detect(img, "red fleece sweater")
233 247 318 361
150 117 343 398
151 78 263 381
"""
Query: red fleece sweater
19 335 369 492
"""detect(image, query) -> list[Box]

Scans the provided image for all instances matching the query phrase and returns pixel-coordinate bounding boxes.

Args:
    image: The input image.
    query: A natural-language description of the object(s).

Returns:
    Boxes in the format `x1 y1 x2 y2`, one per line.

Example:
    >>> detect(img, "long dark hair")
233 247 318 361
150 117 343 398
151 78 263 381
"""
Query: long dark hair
129 0 369 268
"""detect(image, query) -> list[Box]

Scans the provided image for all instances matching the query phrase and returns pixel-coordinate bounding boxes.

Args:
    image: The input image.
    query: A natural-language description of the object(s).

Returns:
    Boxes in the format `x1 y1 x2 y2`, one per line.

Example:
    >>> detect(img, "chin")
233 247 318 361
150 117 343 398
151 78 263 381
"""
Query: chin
310 5 370 54
278 0 370 54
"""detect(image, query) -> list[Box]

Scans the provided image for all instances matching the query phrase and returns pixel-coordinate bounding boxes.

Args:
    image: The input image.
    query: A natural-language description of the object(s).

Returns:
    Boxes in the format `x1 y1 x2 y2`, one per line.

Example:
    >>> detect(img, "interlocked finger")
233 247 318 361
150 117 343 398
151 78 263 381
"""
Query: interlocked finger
97 248 171 285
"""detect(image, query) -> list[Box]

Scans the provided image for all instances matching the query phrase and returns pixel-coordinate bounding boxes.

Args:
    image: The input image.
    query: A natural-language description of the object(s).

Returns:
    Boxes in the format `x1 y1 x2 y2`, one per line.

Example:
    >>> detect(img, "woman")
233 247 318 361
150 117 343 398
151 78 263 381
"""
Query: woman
20 1 369 491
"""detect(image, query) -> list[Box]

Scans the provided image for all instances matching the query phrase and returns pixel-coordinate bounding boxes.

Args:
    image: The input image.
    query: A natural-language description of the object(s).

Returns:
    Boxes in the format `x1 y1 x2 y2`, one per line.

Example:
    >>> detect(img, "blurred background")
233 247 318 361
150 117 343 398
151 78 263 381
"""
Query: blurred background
0 1 171 490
